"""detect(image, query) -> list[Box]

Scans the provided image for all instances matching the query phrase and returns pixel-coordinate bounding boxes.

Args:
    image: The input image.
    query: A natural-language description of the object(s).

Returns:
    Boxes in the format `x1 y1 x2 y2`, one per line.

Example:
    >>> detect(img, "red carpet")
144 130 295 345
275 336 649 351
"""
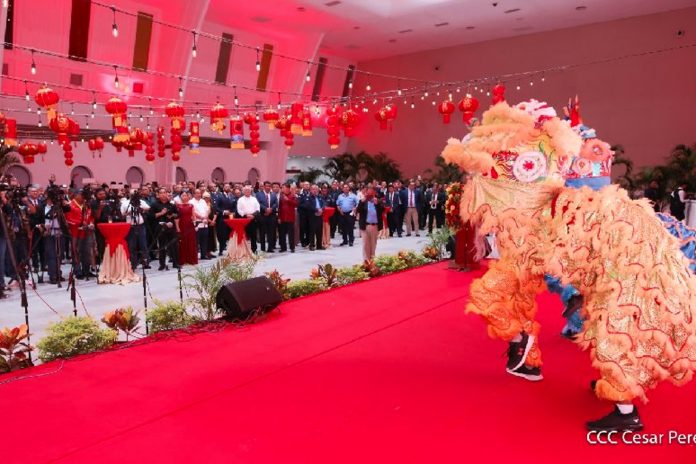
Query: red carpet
4 262 695 463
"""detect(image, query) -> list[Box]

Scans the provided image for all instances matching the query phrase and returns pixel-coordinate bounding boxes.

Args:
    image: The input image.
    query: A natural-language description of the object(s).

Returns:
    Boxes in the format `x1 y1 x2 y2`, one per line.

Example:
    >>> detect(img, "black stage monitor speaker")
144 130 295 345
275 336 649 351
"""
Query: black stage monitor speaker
216 276 283 319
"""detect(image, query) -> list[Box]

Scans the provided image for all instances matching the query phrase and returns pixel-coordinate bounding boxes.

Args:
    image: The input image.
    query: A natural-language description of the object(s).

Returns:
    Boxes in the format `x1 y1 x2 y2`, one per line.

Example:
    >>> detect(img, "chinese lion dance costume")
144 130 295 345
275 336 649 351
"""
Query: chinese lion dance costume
442 94 696 431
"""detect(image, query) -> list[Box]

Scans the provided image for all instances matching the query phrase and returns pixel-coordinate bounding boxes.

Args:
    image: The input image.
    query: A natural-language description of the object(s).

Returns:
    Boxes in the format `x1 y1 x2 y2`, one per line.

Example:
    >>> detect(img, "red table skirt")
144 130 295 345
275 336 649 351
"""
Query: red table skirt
97 223 131 259
225 218 253 245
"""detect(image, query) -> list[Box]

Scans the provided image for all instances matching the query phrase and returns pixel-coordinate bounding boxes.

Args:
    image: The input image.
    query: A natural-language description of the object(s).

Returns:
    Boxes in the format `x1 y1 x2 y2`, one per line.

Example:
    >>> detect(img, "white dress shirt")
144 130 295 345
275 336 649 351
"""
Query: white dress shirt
120 198 151 225
236 195 261 217
190 198 210 229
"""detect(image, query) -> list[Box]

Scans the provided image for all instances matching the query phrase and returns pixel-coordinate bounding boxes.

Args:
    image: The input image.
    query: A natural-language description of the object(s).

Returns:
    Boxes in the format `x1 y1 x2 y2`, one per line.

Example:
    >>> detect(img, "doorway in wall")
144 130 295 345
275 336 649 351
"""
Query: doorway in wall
125 166 145 186
211 167 225 183
70 165 93 187
175 166 187 183
6 165 32 185
247 168 260 185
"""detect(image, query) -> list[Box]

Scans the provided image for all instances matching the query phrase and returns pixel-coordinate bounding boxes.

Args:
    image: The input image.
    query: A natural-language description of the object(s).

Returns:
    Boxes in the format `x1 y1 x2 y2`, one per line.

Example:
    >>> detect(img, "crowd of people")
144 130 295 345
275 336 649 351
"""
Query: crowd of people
0 175 450 298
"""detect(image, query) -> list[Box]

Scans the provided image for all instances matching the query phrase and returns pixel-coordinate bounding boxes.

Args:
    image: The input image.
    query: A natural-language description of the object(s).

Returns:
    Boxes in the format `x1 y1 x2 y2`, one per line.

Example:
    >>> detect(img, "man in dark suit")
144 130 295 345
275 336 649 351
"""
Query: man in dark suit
385 184 402 237
298 184 325 251
297 182 311 247
356 187 384 261
255 181 279 252
424 182 447 233
399 181 422 237
213 185 236 255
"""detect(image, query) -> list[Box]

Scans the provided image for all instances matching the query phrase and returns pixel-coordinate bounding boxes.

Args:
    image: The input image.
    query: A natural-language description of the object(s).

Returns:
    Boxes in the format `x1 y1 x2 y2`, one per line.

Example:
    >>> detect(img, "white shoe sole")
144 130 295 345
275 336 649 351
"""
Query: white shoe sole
506 368 544 382
509 334 535 372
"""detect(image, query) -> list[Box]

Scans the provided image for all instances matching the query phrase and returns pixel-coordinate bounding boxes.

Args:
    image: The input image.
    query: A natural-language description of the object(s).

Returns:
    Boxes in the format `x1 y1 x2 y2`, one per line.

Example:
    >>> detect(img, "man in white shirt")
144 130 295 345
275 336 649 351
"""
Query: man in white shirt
121 191 151 270
190 189 211 260
236 186 261 253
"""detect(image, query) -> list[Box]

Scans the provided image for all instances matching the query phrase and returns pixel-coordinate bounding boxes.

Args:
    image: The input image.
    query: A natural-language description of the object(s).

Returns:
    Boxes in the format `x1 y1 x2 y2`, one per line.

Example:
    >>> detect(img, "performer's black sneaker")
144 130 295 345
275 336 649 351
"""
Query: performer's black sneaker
506 364 543 381
506 332 534 371
586 406 643 432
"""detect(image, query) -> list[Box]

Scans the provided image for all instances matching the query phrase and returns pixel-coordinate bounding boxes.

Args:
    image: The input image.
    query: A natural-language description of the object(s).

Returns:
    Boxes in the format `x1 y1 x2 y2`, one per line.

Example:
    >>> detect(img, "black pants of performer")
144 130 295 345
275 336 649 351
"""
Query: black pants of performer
44 235 63 283
299 212 311 247
278 222 295 252
127 224 149 269
158 230 179 269
309 215 323 249
244 220 258 253
397 205 405 235
339 213 355 245
258 214 277 252
31 229 45 272
387 211 401 236
427 209 445 233
216 220 230 255
329 213 339 238
94 227 106 264
197 227 209 259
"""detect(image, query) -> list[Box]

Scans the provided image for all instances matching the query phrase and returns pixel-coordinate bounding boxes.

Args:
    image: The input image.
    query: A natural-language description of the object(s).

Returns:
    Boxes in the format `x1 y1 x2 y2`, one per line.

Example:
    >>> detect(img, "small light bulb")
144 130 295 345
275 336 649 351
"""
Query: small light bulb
366 83 371 91
192 45 197 58
36 109 41 115
25 91 30 101
420 96 425 101
256 60 261 72
431 100 436 106
529 81 534 86
147 124 151 130
397 89 402 96
306 71 311 82
410 102 415 109
92 101 97 110
112 23 119 38
456 87 461 93
114 76 119 88
139 114 144 122
424 91 429 97
348 81 353 89
27 106 32 112
86 121 89 129
31 62 36 75
38 120 42 127
516 85 521 90
2 0 8 8
372 98 378 105
149 108 154 115
178 87 183 98
234 96 239 106
91 112 95 119
541 76 546 82
486 91 490 96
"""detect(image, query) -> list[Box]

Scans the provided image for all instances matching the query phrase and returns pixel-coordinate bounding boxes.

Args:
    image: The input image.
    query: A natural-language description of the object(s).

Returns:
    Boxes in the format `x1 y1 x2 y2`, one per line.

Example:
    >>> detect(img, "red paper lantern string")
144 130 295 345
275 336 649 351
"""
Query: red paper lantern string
210 103 228 134
144 132 155 163
18 142 38 165
156 126 166 158
438 100 455 124
458 94 480 125
105 97 129 143
34 85 60 122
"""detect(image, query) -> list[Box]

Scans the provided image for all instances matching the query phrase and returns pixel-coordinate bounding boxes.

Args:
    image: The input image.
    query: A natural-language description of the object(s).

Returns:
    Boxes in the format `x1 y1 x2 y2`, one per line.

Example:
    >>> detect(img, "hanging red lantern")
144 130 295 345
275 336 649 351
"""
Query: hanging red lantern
156 126 166 158
244 113 261 155
210 103 228 133
88 137 104 158
290 103 304 135
458 94 480 125
250 145 261 156
301 107 313 136
263 109 279 129
172 153 180 162
284 132 294 149
18 142 38 164
37 142 47 159
340 109 359 137
189 122 200 154
144 132 155 163
165 102 185 130
275 113 290 138
3 118 17 147
105 97 129 143
65 158 74 166
438 100 456 124
374 107 389 130
170 127 183 159
49 113 72 145
326 107 341 149
492 84 506 105
229 116 244 149
34 86 60 122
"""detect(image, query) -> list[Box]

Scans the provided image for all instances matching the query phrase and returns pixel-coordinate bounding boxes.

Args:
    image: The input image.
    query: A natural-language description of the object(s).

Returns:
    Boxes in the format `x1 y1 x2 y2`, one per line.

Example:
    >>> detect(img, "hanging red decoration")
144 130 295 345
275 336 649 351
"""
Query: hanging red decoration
244 113 261 155
326 107 341 149
3 118 17 146
438 100 456 124
492 84 506 105
34 86 60 122
125 128 145 157
290 103 304 135
263 109 280 129
210 103 228 134
105 97 129 143
189 122 200 154
230 116 244 149
144 132 155 163
165 102 185 129
374 107 389 130
386 103 398 121
36 142 47 161
458 94 480 125
301 107 313 136
284 132 294 149
18 142 38 164
275 113 290 137
49 113 72 146
340 109 359 137
156 126 166 158
88 137 105 158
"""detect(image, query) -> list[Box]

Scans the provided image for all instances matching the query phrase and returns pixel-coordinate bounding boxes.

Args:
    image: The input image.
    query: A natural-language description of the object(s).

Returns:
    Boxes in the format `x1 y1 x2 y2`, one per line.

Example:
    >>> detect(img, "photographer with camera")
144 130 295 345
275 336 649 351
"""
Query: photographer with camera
149 187 179 271
26 186 45 281
90 187 120 263
121 188 151 270
40 185 70 285
65 188 96 280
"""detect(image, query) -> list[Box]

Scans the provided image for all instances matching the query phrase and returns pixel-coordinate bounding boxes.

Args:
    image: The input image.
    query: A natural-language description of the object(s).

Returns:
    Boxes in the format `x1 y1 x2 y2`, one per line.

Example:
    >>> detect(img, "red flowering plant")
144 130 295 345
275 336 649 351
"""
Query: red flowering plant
445 182 464 232
0 324 32 373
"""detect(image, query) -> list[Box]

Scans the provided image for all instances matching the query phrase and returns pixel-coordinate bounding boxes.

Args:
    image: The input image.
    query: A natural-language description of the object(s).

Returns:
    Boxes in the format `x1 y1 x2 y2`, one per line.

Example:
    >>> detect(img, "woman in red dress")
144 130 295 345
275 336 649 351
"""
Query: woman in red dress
177 191 198 266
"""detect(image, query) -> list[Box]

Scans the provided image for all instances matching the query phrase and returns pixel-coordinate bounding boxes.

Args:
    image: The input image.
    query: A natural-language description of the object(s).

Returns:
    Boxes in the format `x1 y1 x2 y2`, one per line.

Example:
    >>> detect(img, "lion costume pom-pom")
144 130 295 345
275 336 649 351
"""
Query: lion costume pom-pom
441 137 494 175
